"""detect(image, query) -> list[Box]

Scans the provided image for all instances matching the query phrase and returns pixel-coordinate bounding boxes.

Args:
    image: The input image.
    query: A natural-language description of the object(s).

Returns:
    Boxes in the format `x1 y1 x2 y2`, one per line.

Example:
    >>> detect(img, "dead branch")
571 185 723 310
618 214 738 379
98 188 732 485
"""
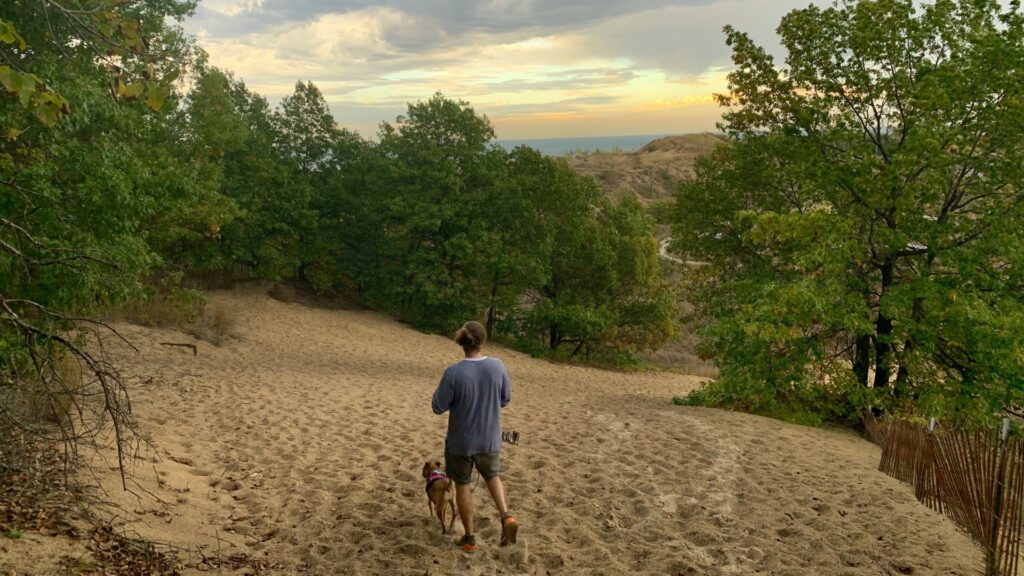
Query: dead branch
159 342 197 356
1 295 140 490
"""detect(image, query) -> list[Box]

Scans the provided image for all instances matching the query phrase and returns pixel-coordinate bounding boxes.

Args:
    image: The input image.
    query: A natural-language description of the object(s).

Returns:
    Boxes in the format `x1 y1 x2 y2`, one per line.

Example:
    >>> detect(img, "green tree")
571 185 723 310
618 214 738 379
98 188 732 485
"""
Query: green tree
370 92 502 328
324 93 675 357
273 80 366 288
178 71 346 282
675 0 1024 423
532 193 675 358
0 0 205 478
478 146 567 337
1 1 196 123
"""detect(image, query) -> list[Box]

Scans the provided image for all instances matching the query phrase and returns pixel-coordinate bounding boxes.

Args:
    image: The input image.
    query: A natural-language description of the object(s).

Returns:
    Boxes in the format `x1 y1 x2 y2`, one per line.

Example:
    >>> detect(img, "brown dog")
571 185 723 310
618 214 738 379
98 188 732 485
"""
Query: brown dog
422 461 457 534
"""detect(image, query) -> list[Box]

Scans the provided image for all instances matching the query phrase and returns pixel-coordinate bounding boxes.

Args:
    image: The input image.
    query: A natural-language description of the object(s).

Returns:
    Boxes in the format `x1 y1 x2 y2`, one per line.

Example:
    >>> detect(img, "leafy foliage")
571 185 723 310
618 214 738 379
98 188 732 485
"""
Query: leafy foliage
674 0 1024 425
326 93 676 355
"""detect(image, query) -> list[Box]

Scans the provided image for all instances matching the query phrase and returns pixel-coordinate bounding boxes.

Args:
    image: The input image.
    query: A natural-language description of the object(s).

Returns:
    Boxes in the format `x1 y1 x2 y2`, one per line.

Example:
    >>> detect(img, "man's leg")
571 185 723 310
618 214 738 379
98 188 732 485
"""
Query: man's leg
456 483 475 536
485 476 508 516
477 453 518 546
446 452 477 551
487 476 518 545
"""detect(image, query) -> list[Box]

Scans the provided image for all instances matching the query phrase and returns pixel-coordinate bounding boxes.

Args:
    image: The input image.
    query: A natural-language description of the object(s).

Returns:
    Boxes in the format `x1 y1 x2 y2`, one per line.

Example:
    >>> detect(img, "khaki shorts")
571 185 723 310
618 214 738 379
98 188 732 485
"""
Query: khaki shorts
445 451 500 485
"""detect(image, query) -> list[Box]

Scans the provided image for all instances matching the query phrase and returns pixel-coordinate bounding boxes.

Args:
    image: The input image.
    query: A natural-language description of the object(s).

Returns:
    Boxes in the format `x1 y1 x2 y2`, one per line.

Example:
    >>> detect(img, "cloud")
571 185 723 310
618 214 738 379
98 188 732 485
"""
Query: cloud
481 94 626 118
191 1 721 39
183 1 825 138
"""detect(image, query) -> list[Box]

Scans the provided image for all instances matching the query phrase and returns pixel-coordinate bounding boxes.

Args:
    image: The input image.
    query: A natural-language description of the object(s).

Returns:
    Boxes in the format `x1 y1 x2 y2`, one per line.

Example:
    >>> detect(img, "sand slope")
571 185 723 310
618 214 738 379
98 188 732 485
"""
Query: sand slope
59 289 979 575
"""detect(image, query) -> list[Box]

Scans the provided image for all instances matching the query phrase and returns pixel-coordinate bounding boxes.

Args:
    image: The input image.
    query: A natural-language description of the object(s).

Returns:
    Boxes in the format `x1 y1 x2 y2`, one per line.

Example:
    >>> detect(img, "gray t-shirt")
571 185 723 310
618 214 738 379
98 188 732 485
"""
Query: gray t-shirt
431 357 511 456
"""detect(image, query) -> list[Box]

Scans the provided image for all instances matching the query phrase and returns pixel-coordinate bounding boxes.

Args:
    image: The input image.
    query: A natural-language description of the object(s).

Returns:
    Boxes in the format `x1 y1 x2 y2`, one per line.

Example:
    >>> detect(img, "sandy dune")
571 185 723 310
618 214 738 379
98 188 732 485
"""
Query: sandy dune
43 288 980 575
564 133 724 204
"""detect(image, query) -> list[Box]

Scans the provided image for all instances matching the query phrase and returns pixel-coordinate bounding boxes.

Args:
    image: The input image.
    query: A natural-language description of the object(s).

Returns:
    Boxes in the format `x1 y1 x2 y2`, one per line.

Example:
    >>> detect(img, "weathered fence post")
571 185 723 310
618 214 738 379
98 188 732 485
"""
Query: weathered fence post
916 418 941 513
878 416 1024 576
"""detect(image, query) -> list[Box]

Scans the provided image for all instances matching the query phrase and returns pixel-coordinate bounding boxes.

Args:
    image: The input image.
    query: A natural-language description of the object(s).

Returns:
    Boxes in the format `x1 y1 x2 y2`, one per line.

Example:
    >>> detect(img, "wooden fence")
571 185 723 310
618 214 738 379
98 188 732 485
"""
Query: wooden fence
866 415 1024 576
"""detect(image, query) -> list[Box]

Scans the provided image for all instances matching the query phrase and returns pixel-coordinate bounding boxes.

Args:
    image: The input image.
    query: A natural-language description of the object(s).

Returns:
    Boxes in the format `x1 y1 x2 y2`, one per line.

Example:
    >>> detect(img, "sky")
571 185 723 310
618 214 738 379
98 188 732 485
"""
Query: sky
183 0 818 139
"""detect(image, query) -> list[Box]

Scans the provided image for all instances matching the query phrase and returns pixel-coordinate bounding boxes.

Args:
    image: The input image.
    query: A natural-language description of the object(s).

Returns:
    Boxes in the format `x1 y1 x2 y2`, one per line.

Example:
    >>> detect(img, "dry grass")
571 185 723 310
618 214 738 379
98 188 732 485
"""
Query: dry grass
107 289 240 346
186 302 238 346
642 344 718 379
23 352 84 428
109 293 200 329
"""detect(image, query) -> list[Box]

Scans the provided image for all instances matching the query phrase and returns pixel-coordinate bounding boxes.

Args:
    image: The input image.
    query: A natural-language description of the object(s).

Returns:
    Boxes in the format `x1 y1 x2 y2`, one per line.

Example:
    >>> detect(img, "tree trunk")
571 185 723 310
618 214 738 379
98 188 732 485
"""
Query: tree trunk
572 340 585 357
549 325 560 350
853 334 872 387
486 307 496 339
486 276 499 338
894 340 912 397
873 260 895 389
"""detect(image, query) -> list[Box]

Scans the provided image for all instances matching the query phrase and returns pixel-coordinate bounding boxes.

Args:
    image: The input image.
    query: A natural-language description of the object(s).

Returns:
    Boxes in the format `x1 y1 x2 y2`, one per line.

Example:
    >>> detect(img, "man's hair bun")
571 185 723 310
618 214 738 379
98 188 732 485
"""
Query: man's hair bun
455 321 487 351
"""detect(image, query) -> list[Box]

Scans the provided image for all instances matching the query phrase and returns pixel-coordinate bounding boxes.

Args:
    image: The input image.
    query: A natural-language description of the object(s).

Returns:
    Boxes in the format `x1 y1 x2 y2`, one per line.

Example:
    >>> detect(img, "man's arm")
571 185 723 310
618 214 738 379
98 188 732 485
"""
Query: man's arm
432 370 453 415
500 366 511 408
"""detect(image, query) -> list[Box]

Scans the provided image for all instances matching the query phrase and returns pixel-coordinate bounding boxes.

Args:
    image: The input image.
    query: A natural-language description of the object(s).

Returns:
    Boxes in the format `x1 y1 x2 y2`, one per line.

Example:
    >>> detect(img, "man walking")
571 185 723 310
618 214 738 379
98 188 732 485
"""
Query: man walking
432 321 518 552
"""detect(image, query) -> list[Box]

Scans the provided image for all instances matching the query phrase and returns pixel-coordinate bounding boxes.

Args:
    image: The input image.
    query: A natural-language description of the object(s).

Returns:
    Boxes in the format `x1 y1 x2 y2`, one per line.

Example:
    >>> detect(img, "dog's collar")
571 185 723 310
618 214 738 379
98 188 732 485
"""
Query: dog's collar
425 470 448 494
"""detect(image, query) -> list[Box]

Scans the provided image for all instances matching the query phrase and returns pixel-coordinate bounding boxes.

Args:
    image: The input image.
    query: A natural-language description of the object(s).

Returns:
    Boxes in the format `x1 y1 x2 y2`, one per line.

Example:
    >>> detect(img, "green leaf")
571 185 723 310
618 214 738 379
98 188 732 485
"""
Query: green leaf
0 20 27 50
0 65 15 92
120 81 145 100
118 19 140 39
145 85 171 111
14 73 36 107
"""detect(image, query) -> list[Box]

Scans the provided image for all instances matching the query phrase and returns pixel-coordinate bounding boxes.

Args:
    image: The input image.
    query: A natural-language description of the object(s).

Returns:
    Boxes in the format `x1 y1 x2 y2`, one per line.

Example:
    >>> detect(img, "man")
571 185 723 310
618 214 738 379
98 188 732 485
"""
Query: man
431 320 518 552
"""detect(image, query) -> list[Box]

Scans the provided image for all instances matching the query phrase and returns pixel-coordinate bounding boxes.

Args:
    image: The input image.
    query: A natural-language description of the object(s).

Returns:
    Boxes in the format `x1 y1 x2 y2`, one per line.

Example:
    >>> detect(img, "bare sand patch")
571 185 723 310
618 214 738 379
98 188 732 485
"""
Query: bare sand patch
6 288 979 575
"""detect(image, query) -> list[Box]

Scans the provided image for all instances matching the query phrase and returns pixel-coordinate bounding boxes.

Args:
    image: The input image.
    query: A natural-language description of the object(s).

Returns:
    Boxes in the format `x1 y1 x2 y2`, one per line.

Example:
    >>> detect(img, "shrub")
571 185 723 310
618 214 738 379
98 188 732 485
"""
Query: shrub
673 377 861 427
109 278 205 328
23 352 83 428
187 302 238 346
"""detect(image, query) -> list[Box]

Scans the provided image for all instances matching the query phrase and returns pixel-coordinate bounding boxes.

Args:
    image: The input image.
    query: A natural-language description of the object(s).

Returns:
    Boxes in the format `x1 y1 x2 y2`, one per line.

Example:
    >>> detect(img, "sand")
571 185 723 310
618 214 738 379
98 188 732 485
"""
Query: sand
564 134 724 205
3 288 981 575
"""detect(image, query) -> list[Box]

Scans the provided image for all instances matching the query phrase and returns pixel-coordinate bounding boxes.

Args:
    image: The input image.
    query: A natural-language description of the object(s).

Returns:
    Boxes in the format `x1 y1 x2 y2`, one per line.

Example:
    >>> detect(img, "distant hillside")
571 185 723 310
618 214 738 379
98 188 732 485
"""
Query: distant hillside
563 133 726 203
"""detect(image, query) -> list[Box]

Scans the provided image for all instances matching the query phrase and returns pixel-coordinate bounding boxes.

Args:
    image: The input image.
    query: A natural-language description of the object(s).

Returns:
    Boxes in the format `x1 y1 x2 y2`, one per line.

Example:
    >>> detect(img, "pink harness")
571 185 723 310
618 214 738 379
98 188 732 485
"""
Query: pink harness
425 470 448 493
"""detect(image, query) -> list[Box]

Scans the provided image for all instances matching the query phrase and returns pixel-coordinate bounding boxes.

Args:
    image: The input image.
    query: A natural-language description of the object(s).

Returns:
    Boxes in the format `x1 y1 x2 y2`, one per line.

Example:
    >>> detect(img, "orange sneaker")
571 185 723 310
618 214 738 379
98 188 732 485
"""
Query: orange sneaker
500 514 518 547
455 534 477 553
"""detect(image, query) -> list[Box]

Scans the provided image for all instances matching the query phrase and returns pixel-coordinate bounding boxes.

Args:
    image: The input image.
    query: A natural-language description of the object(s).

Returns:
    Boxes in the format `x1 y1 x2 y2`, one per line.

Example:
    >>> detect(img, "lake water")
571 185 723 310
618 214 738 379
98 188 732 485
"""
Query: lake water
495 134 675 157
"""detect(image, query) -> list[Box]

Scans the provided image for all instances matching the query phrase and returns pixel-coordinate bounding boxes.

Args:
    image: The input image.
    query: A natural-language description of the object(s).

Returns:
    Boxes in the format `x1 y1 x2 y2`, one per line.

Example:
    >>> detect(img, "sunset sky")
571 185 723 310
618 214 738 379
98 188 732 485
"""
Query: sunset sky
183 0 817 139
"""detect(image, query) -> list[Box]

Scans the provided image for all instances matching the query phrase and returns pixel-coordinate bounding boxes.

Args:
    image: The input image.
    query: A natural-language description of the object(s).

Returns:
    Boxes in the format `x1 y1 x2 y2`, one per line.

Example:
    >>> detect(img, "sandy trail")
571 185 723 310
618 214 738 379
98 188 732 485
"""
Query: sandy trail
54 289 979 575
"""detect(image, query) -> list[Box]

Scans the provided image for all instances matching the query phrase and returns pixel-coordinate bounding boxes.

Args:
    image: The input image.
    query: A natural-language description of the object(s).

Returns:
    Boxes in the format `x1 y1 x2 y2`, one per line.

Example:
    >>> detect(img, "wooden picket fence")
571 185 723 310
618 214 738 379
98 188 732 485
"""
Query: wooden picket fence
866 414 1024 576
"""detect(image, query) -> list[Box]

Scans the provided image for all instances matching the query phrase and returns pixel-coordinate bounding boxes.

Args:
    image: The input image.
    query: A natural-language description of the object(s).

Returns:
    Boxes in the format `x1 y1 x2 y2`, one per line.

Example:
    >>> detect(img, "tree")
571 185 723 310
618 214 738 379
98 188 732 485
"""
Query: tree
0 0 203 478
675 0 1024 423
327 93 675 358
477 146 567 337
532 193 675 358
273 80 366 288
369 93 502 328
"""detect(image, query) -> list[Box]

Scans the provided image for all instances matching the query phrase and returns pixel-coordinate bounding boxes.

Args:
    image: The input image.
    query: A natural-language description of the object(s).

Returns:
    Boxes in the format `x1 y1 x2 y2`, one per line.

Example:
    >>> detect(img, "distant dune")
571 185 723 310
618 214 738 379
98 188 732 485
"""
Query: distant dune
564 133 726 203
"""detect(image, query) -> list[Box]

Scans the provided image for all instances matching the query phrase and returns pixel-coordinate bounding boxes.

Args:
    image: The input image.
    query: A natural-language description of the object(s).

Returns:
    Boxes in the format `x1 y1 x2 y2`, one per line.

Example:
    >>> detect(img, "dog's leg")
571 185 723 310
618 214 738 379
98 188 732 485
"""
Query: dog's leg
436 501 447 534
448 499 457 532
428 499 433 519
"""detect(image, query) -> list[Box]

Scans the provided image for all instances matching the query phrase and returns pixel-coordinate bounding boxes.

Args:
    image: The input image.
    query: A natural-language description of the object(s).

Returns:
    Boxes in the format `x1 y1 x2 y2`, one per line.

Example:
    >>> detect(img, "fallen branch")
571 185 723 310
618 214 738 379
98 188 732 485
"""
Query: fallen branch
159 342 197 356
